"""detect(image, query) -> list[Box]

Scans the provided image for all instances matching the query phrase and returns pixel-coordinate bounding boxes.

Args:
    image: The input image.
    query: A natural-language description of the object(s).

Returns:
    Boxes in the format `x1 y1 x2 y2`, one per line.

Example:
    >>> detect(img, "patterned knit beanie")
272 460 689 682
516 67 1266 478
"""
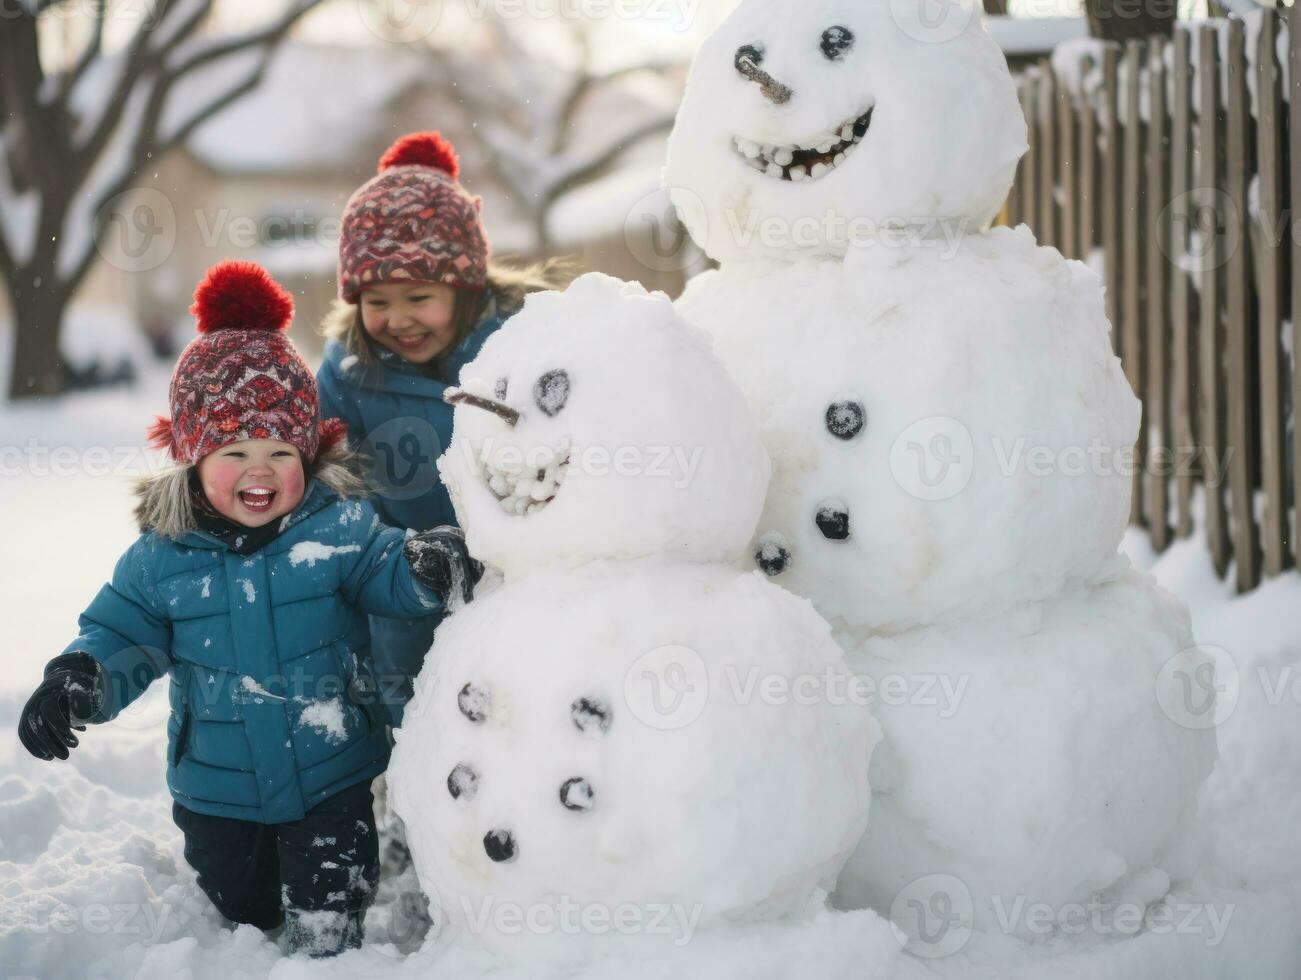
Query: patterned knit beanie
147 260 346 464
337 132 490 303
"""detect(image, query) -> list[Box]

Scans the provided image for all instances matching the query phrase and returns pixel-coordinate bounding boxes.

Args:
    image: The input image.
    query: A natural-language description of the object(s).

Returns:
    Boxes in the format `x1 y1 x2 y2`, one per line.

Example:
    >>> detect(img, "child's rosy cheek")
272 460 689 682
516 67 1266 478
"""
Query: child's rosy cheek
281 465 306 504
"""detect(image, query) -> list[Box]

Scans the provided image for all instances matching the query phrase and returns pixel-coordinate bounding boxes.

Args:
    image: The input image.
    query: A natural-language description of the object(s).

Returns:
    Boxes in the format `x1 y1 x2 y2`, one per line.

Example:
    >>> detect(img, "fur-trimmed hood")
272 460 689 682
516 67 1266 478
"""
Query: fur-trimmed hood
133 443 369 539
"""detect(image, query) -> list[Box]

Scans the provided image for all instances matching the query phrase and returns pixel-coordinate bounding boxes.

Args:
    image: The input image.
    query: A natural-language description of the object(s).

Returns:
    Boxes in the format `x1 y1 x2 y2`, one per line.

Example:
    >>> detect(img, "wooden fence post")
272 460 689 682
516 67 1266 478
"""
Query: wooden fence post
1255 10 1292 577
1058 64 1079 260
1146 37 1172 550
1102 45 1124 347
1225 17 1261 592
1122 39 1148 526
1290 0 1301 571
1079 56 1098 261
1169 27 1198 539
1021 76 1039 234
1039 59 1059 249
1197 23 1232 578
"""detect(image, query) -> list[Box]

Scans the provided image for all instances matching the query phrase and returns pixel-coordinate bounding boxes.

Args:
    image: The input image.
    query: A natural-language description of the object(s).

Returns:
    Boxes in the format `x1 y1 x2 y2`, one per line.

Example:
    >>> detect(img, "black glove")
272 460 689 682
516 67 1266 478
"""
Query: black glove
18 652 106 761
403 526 483 606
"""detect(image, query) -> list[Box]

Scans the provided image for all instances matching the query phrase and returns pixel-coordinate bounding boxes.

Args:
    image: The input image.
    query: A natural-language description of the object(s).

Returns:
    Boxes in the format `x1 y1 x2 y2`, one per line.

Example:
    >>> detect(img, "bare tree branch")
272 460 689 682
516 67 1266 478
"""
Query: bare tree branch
74 0 183 170
58 0 108 110
167 0 317 76
548 113 676 201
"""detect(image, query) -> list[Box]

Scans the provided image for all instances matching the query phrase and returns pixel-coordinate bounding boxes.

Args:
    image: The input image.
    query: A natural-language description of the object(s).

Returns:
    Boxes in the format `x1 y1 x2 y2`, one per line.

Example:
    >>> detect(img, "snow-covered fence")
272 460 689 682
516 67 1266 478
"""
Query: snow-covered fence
1008 11 1299 594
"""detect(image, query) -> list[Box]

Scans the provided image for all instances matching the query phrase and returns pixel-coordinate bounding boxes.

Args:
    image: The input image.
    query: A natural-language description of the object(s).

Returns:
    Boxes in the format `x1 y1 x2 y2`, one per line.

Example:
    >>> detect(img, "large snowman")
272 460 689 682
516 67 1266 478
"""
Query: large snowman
665 0 1217 939
389 273 877 949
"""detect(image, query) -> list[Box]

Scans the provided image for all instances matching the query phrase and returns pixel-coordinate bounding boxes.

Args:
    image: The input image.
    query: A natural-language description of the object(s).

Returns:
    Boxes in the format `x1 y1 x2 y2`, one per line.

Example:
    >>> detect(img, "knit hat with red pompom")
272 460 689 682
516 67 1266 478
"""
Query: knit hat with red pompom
337 131 489 303
147 260 346 465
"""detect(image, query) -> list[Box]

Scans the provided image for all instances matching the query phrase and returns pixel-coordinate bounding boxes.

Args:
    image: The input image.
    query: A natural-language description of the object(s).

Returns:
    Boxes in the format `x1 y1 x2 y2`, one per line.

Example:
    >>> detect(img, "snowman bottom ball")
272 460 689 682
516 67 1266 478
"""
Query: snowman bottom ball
833 562 1218 940
390 560 878 948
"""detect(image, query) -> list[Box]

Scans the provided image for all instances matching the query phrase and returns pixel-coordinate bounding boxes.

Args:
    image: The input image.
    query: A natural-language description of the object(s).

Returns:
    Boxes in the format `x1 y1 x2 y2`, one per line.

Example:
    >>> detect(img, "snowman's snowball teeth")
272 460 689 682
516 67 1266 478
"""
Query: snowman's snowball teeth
438 272 772 580
664 0 1026 265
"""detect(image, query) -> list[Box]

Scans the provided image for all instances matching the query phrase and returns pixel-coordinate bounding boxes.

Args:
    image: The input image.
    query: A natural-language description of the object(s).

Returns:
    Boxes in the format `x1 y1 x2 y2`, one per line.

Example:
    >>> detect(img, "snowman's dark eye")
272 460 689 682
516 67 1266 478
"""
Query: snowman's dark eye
735 43 764 74
494 376 508 401
533 369 570 416
821 26 854 61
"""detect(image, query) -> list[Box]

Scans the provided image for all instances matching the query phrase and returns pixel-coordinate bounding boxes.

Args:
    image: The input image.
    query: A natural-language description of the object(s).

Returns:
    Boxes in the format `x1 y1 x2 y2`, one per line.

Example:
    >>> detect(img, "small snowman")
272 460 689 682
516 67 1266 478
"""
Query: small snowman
389 274 878 949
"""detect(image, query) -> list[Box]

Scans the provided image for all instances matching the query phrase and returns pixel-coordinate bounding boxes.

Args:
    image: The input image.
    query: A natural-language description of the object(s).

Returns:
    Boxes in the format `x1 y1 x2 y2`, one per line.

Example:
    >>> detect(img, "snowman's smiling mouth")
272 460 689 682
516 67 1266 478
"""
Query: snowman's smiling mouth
733 103 875 182
480 444 571 517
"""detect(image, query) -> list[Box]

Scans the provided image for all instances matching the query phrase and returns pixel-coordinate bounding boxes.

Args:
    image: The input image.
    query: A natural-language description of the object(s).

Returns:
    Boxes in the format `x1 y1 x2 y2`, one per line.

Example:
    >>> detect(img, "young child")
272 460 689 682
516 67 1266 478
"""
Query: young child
317 131 570 726
17 260 478 957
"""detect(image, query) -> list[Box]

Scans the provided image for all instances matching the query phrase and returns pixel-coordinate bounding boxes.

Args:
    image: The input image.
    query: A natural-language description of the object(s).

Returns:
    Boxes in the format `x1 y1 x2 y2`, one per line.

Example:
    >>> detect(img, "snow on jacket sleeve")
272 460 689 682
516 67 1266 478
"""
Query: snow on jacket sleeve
63 537 172 724
338 504 444 620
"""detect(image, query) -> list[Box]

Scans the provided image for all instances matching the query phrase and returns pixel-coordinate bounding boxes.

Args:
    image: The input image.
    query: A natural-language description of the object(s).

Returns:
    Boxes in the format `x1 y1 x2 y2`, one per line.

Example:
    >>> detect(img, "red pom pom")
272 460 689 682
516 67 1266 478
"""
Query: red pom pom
317 417 349 456
189 260 294 334
145 415 180 461
378 132 459 180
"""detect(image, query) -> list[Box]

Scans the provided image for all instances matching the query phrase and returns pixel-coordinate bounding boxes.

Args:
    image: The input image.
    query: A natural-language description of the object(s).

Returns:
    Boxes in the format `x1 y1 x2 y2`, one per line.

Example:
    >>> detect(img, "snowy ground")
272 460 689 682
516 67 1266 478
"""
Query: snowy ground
1 371 1299 978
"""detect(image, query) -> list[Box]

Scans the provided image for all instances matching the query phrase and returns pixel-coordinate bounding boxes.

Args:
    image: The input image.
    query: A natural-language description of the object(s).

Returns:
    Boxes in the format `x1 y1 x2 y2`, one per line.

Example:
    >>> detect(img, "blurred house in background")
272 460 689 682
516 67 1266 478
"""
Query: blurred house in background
73 40 692 367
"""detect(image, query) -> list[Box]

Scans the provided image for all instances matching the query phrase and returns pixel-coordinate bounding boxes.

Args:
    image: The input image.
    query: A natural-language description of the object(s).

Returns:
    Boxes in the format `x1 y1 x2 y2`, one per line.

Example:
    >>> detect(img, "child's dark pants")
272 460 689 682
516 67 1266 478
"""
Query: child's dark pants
172 780 380 957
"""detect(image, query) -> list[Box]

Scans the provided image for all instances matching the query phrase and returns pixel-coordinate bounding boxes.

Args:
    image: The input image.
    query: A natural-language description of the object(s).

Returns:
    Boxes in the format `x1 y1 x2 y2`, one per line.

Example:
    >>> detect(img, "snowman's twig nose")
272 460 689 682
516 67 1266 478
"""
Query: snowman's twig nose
737 55 792 105
444 388 520 427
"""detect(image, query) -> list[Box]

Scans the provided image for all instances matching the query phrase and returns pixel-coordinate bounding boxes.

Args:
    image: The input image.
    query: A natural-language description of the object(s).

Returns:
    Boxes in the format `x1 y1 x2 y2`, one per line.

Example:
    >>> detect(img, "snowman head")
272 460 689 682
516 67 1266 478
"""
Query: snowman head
438 273 770 577
663 0 1027 265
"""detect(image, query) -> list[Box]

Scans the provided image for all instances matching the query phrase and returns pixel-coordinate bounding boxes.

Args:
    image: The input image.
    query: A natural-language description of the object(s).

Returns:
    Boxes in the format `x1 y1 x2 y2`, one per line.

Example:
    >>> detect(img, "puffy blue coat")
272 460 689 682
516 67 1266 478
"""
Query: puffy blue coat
315 308 506 534
315 303 508 725
64 481 442 824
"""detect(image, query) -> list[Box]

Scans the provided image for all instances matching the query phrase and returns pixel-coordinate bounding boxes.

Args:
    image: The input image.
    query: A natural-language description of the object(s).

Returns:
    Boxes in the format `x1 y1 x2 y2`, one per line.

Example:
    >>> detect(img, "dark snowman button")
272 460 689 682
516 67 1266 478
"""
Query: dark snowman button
821 26 855 61
816 501 850 540
755 533 791 576
825 400 865 440
458 683 489 723
484 828 517 863
447 763 478 801
533 369 570 416
559 777 595 812
571 696 612 734
494 376 508 400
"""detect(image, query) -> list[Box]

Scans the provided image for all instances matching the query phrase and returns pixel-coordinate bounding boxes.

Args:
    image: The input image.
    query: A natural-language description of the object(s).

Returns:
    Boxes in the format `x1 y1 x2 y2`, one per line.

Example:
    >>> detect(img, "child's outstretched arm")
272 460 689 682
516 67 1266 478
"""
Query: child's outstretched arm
338 505 481 618
19 539 173 760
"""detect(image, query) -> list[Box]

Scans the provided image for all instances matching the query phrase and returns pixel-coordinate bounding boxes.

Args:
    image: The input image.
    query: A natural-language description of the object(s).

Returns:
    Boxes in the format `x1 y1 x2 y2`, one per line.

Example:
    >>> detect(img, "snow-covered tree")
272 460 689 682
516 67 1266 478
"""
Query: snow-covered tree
0 0 324 399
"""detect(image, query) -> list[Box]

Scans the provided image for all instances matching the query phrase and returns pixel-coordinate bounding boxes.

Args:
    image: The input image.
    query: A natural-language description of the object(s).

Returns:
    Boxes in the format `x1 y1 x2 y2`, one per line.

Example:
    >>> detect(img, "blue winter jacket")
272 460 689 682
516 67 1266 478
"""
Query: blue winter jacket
315 304 508 534
315 302 509 725
63 481 442 824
